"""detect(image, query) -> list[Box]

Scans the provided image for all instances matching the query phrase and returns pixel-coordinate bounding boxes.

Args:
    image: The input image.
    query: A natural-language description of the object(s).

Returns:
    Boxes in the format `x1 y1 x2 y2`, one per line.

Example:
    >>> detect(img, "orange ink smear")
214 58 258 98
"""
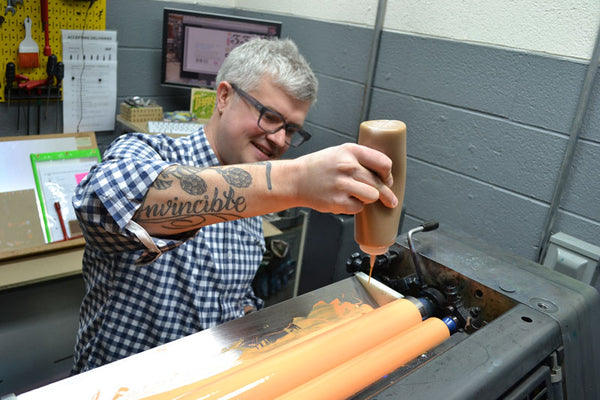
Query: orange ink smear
228 298 374 361
142 298 373 400
280 317 450 400
143 298 423 400
112 387 129 400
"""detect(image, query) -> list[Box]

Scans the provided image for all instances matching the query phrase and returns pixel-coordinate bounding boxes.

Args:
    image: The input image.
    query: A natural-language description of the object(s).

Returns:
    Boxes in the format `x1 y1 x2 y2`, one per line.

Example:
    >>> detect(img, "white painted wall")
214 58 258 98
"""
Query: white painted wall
165 0 599 60
384 1 600 61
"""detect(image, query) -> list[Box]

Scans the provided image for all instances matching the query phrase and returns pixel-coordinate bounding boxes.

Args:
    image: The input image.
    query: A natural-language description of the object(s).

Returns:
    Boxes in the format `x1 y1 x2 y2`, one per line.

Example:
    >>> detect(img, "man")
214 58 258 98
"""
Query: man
71 38 397 373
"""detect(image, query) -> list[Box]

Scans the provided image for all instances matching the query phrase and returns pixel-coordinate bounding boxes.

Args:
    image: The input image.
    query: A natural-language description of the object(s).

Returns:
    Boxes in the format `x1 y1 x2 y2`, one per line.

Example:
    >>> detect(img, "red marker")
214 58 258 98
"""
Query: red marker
54 201 68 241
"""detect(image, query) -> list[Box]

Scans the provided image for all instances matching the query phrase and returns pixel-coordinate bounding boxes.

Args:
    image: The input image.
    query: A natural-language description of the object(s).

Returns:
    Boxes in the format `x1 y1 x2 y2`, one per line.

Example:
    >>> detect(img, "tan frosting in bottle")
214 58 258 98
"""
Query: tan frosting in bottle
354 120 407 260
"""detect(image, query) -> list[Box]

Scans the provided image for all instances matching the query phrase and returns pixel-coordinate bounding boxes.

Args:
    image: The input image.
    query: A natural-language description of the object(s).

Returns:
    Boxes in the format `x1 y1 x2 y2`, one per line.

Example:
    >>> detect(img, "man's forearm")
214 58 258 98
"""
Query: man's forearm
133 161 298 236
133 143 399 238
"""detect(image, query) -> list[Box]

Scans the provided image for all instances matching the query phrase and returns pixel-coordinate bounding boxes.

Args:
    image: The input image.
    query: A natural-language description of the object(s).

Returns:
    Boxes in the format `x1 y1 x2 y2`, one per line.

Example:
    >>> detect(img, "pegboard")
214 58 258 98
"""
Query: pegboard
1 0 106 102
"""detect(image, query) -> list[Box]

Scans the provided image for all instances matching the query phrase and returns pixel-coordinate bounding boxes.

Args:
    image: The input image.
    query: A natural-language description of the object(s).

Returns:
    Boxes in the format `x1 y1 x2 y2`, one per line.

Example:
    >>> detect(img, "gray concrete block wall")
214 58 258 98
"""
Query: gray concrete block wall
371 31 600 258
202 5 600 260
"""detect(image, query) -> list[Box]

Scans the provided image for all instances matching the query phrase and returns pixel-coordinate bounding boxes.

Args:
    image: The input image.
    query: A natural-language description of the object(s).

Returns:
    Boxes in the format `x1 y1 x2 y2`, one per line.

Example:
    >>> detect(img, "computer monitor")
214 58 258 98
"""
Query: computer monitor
161 8 282 89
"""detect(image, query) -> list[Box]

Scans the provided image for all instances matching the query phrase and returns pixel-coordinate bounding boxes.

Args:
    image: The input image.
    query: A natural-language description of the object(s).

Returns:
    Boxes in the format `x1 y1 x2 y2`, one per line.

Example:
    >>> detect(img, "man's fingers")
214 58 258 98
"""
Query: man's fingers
352 144 393 187
378 185 398 208
352 166 397 209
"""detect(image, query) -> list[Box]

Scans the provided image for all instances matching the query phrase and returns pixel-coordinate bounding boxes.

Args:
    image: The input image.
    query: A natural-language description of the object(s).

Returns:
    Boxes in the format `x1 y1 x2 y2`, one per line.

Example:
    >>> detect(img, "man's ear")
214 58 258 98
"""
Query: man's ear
215 81 233 114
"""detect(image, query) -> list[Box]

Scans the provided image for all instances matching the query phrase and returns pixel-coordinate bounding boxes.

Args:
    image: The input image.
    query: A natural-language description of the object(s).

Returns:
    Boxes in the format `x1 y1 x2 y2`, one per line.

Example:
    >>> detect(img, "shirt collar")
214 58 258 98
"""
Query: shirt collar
189 126 221 167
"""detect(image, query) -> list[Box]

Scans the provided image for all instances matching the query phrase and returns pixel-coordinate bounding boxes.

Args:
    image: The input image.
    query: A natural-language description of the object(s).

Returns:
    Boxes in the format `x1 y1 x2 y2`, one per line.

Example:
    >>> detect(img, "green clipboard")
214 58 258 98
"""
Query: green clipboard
30 149 101 243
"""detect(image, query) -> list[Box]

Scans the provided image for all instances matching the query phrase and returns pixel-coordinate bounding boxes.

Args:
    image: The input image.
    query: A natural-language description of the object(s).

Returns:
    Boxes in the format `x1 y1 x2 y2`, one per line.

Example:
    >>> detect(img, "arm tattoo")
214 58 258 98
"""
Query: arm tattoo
153 177 173 191
154 165 208 195
136 164 252 231
243 161 272 190
265 161 272 190
216 167 252 188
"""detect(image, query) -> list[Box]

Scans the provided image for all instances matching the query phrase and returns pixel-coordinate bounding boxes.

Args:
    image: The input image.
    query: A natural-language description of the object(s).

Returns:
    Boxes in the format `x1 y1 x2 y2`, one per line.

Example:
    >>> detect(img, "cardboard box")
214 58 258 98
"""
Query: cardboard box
120 103 163 123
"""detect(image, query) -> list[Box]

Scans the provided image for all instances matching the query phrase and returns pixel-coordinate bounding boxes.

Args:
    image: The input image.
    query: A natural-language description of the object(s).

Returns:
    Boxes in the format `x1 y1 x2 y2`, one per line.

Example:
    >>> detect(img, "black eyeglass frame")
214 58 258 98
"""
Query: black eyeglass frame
230 83 311 147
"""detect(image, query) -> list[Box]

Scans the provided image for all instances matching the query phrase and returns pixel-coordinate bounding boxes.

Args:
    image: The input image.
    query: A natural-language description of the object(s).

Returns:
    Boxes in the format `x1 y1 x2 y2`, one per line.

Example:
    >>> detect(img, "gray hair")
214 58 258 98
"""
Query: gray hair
216 38 318 105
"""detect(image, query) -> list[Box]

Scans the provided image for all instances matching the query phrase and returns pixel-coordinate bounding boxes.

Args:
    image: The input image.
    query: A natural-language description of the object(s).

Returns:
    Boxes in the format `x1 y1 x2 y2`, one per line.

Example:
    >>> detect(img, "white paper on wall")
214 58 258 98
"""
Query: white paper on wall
62 30 118 133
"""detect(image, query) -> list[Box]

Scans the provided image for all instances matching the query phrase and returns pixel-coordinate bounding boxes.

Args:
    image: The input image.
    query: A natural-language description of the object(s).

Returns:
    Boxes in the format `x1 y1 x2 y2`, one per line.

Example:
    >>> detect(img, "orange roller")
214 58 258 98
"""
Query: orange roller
144 298 423 400
143 302 371 400
279 317 450 400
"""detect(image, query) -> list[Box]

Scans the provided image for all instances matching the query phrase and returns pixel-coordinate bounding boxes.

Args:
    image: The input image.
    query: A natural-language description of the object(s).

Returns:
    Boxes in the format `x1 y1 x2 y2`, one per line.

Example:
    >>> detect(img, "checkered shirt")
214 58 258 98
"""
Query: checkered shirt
71 128 265 374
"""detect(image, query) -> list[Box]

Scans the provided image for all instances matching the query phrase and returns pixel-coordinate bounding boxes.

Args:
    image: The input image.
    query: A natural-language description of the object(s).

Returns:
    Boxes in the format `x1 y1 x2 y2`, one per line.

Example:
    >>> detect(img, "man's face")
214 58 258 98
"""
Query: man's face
210 78 311 165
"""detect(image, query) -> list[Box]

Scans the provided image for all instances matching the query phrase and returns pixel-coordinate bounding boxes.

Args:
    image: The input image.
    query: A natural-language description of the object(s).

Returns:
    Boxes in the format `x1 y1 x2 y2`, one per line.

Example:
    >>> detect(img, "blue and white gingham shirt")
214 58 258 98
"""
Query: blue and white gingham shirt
71 128 265 374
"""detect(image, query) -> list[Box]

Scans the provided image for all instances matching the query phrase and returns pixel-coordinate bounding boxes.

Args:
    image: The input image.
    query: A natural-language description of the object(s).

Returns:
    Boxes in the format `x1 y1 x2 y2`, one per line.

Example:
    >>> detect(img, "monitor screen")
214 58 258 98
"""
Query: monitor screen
161 9 282 89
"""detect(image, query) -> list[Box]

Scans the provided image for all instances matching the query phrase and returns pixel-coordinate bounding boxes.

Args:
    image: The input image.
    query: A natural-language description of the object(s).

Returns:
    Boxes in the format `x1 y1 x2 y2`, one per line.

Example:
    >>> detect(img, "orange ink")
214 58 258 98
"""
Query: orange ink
368 254 376 284
142 298 423 400
112 387 129 400
226 298 373 362
280 317 450 400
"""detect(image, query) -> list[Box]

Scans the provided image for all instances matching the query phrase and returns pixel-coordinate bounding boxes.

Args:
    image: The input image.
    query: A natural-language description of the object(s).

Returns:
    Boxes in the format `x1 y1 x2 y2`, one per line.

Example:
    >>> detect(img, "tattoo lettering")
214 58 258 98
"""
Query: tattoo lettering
138 187 247 230
139 164 260 231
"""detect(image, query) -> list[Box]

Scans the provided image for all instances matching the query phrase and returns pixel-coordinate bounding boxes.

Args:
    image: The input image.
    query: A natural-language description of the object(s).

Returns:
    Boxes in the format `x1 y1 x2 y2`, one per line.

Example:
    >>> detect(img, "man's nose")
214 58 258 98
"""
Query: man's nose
267 127 288 147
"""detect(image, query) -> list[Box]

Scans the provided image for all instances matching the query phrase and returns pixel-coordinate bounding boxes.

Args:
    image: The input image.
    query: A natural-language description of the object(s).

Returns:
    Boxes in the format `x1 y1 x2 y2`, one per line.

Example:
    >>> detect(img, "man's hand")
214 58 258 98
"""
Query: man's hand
292 143 398 215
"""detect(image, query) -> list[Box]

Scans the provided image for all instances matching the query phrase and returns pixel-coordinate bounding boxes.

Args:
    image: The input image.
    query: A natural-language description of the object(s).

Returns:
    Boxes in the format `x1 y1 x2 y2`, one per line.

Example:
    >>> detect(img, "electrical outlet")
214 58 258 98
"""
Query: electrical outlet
543 232 600 285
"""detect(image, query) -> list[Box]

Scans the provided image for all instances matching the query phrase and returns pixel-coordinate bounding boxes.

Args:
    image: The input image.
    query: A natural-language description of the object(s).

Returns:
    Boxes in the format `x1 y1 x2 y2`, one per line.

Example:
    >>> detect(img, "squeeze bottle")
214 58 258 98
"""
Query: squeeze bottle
354 120 407 272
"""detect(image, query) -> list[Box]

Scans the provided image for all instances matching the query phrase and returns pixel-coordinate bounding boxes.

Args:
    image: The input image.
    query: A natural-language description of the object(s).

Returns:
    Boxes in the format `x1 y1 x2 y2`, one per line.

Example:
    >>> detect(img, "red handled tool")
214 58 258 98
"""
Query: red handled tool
41 0 52 56
54 201 69 241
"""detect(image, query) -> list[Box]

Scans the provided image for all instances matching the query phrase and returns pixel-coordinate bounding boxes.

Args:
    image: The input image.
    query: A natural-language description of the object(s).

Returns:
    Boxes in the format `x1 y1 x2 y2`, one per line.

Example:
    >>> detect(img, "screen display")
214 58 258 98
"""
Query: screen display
161 9 282 89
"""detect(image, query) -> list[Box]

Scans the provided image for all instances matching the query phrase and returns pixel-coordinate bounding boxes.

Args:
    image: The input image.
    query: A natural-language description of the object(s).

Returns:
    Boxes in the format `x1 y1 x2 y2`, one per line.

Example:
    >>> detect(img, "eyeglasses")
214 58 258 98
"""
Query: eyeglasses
230 83 311 147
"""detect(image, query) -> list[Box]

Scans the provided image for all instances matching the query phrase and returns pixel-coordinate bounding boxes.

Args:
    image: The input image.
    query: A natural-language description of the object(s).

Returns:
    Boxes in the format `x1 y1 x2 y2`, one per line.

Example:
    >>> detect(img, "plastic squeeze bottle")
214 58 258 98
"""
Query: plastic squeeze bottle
354 120 407 280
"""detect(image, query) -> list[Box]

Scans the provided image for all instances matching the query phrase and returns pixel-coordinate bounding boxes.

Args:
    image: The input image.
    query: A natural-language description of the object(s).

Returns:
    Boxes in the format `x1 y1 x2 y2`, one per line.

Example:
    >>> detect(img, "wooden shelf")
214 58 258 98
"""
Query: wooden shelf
0 236 85 262
0 238 85 290
0 221 278 291
116 115 149 133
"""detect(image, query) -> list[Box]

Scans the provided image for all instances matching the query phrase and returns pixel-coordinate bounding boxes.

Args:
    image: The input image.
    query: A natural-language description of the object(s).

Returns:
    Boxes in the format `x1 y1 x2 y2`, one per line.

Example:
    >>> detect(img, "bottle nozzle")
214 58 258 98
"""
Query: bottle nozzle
359 244 389 256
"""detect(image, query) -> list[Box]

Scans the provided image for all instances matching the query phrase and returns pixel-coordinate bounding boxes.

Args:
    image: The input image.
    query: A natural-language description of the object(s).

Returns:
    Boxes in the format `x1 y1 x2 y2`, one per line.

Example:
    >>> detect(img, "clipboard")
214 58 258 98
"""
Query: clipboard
0 132 97 194
30 149 101 243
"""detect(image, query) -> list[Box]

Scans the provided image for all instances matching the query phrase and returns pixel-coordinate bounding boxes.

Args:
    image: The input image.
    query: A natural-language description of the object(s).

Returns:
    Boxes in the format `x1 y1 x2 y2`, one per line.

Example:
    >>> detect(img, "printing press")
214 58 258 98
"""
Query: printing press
344 224 600 399
17 225 600 400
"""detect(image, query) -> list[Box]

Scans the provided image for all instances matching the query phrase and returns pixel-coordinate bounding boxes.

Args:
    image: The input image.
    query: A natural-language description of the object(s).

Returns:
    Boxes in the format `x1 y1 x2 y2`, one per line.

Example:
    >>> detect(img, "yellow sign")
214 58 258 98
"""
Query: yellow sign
190 88 217 121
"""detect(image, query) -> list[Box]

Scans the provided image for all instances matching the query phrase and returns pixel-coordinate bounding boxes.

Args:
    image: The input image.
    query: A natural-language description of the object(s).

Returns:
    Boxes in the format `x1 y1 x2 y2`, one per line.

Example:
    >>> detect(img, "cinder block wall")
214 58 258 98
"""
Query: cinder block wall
107 0 600 260
370 34 600 259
